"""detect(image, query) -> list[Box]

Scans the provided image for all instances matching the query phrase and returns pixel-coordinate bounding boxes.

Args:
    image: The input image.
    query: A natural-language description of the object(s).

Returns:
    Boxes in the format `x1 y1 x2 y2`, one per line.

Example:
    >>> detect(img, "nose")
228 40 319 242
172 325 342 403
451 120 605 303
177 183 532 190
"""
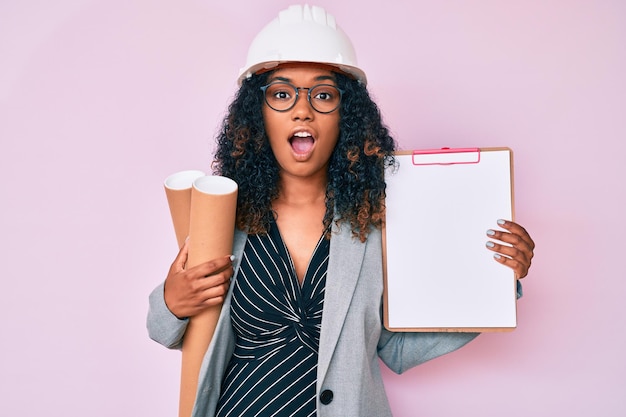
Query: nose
291 88 314 121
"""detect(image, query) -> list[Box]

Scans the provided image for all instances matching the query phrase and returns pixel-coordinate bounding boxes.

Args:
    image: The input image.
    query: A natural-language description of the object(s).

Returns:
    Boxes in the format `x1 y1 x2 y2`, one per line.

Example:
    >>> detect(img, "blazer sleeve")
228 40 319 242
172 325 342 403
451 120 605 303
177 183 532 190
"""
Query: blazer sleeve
377 328 479 375
146 281 189 350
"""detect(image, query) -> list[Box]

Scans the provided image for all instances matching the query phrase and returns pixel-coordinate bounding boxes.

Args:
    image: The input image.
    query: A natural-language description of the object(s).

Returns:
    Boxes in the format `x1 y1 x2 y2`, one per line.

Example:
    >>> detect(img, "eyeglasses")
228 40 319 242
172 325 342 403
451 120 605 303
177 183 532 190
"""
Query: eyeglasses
260 82 344 114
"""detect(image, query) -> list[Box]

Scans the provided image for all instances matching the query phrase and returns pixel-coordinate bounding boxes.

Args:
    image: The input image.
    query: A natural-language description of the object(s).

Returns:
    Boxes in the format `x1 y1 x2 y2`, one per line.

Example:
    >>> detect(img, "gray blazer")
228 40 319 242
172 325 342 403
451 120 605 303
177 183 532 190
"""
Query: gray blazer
147 223 478 417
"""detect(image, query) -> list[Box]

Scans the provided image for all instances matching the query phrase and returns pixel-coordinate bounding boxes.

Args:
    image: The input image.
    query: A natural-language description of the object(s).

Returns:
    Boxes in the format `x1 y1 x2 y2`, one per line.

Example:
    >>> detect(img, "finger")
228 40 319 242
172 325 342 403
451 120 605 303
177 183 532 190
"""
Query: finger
486 238 531 279
199 281 231 307
492 252 529 279
194 268 233 293
486 233 532 278
171 238 190 272
170 275 231 318
183 256 234 294
486 227 534 262
495 219 535 251
486 239 528 264
191 255 235 278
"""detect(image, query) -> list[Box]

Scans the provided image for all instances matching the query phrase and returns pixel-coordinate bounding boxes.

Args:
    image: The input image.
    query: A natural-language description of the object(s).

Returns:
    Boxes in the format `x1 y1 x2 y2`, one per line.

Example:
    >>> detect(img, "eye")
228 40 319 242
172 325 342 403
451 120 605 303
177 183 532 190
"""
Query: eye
315 91 332 101
312 85 338 101
273 90 291 100
267 83 294 102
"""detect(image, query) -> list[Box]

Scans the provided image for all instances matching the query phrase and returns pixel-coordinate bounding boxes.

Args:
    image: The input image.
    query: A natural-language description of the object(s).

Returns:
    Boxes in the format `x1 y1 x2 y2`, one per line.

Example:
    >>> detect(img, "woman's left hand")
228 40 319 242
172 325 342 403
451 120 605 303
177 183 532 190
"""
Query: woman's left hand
486 219 535 279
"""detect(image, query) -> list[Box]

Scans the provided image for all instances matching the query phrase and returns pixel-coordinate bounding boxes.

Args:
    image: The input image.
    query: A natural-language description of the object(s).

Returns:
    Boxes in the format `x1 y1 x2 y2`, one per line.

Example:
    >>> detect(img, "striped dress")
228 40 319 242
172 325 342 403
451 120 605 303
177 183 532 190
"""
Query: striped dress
215 221 330 417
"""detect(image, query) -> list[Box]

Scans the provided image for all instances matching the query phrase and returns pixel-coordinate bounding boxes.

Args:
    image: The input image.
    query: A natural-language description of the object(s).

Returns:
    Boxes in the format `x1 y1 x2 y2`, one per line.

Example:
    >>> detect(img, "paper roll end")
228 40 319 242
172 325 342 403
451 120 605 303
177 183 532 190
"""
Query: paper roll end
193 175 238 195
164 170 206 190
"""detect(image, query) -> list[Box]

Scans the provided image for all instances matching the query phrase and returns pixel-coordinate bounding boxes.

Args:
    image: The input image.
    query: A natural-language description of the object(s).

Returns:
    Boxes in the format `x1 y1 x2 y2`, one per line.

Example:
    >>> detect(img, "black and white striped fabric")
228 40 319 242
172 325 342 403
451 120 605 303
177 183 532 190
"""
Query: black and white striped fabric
216 221 330 417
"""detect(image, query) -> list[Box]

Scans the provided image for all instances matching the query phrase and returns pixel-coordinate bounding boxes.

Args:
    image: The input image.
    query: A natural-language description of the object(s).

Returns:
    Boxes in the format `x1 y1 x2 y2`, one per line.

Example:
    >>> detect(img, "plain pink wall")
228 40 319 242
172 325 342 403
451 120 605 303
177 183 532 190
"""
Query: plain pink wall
1 0 624 416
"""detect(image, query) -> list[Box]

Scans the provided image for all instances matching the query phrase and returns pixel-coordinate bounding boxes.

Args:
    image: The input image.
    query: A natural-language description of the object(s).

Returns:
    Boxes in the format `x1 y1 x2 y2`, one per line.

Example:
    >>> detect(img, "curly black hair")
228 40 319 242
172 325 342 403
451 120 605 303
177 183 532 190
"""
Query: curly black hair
211 71 396 242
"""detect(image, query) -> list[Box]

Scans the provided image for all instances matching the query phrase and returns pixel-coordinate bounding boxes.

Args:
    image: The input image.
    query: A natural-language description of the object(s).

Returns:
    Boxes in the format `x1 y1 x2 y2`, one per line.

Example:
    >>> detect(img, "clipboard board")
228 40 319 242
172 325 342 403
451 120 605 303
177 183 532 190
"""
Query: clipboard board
382 147 516 332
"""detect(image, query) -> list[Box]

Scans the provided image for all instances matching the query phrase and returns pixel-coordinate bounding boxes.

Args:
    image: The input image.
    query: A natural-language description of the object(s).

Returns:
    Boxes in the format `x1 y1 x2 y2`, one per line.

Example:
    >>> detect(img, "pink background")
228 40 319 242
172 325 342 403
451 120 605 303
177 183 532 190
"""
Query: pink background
1 0 624 416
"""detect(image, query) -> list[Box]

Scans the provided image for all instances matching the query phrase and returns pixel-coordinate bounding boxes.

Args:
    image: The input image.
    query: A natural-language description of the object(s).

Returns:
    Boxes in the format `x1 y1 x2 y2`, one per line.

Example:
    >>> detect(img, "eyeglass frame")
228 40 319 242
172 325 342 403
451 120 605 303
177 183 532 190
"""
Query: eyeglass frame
260 81 345 114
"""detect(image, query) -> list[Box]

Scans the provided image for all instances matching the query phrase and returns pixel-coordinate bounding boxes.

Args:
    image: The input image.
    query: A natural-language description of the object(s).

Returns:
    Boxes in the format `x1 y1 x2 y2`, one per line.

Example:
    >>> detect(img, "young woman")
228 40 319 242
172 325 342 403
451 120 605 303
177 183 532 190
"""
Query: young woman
148 5 535 417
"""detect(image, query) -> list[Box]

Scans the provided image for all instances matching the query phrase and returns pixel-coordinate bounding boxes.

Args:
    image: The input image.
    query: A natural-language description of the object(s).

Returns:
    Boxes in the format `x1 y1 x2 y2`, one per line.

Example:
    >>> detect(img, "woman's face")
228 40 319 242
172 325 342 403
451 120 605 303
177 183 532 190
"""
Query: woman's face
262 65 340 183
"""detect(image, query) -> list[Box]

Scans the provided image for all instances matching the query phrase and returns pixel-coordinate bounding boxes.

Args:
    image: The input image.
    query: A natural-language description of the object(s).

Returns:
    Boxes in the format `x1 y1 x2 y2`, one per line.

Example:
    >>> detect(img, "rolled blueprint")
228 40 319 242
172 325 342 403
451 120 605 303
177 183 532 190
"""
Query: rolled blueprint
179 175 238 417
164 170 206 248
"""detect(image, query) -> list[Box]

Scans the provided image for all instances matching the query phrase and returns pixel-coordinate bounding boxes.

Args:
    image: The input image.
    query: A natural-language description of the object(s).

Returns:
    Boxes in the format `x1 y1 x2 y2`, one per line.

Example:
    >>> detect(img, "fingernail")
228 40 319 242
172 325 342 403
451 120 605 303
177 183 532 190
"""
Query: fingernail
486 229 496 236
497 219 506 226
229 255 235 262
486 241 495 248
494 254 502 260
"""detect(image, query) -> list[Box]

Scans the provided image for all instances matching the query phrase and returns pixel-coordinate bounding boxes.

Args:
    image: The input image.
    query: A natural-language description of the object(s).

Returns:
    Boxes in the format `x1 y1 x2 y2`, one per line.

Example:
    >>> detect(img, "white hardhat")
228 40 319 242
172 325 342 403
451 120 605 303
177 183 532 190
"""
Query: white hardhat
238 4 367 85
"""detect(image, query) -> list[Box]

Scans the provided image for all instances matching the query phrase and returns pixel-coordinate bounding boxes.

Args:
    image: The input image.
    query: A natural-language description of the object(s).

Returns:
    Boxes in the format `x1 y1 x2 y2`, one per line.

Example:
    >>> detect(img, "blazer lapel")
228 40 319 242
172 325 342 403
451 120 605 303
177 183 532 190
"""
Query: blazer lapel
317 222 366 384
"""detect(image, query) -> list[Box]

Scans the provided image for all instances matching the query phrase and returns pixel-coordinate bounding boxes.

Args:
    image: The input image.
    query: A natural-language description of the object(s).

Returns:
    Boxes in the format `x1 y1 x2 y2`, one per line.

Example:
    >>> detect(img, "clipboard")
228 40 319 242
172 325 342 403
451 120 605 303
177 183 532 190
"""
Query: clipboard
382 147 516 332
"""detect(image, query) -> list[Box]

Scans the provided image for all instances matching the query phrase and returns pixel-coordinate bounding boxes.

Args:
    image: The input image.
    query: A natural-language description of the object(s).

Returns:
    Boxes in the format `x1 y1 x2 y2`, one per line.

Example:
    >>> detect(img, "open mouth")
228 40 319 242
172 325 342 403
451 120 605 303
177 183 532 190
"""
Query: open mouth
289 131 315 154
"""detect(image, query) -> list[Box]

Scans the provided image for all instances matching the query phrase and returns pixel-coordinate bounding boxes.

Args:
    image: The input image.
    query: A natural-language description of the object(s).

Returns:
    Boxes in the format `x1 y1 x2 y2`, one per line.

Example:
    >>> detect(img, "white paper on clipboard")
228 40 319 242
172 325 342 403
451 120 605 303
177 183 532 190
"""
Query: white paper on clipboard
383 147 517 332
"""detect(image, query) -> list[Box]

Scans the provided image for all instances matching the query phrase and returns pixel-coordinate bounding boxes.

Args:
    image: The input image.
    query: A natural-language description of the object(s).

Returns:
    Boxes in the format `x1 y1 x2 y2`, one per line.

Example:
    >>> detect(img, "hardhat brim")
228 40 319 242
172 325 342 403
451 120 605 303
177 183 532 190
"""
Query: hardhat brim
238 60 367 85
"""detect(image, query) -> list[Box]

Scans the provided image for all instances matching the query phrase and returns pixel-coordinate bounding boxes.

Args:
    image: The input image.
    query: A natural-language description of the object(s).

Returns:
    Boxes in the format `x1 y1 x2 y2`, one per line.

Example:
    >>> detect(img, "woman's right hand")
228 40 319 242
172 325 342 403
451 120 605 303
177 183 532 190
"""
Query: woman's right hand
163 239 234 319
